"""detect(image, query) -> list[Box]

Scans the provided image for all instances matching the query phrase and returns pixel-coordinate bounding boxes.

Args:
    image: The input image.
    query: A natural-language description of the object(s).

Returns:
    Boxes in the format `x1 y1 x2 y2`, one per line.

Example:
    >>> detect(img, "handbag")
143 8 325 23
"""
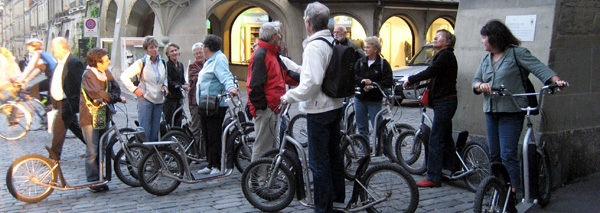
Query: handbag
82 87 108 129
419 88 430 107
513 48 539 115
198 95 220 116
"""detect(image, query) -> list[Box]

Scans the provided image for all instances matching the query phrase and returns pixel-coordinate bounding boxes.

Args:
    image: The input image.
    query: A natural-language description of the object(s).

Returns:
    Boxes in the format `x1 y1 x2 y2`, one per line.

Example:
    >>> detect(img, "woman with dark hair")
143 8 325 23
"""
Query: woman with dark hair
80 48 125 192
472 20 568 196
164 43 188 128
195 34 238 175
404 29 458 187
120 36 168 142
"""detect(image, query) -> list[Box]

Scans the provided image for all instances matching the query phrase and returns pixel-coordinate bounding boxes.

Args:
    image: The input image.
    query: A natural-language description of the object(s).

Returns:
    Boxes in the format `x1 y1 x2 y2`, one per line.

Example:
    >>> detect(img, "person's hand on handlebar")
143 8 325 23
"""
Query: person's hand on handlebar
228 88 238 96
361 79 373 92
120 96 127 103
476 82 493 94
402 80 411 90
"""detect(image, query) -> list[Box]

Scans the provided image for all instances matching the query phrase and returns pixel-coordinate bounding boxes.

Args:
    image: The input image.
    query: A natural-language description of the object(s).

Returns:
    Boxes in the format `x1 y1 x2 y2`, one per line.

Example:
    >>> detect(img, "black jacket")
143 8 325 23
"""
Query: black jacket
408 48 457 100
56 53 84 117
166 59 185 100
354 55 394 102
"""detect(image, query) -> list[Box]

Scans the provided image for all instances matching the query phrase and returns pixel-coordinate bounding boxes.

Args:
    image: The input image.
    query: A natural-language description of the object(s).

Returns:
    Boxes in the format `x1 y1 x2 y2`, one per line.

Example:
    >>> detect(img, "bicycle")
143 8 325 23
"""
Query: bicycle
355 82 415 163
473 83 565 212
260 101 370 181
395 83 491 191
137 93 254 196
0 86 50 140
241 102 419 212
5 100 150 203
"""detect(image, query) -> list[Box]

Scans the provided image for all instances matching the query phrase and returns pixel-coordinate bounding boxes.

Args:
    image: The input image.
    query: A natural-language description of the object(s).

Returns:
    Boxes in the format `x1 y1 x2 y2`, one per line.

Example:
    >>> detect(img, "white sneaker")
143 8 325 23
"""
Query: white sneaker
210 168 221 175
333 202 346 209
197 167 212 174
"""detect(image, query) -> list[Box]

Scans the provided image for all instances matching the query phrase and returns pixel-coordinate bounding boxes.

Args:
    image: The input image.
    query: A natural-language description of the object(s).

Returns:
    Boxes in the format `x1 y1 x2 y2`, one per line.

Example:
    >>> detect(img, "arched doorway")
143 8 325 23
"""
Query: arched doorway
105 0 117 35
379 16 414 68
329 15 367 49
126 0 155 37
426 18 454 43
230 7 270 64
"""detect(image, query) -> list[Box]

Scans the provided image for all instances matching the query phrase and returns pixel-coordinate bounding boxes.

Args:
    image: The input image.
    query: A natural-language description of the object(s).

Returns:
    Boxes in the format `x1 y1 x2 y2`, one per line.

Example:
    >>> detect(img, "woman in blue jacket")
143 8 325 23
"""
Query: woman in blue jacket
195 35 238 175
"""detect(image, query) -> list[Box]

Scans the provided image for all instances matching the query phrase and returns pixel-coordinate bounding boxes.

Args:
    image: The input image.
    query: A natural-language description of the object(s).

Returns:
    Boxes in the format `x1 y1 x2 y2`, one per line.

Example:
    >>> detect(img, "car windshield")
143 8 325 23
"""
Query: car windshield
409 45 436 66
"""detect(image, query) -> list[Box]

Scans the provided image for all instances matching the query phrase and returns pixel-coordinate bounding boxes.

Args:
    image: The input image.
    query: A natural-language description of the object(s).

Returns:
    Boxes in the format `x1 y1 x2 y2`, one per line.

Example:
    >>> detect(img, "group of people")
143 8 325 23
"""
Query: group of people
0 1 569 211
258 3 568 212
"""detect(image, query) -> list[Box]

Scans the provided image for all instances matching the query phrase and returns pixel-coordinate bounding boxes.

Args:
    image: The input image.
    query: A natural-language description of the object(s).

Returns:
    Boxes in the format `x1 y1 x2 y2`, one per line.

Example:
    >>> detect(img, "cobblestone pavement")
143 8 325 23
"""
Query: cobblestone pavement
0 91 477 212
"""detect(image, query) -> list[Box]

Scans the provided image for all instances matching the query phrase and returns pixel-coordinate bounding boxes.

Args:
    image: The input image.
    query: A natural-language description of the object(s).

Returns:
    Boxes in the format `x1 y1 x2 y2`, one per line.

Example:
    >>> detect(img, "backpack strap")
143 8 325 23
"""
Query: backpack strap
313 37 333 48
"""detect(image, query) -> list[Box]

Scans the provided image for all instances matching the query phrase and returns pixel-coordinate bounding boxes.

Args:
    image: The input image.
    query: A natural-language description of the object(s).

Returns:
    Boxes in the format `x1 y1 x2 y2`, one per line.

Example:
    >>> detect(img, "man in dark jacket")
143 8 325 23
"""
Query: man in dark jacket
50 37 85 160
247 21 299 161
404 29 458 187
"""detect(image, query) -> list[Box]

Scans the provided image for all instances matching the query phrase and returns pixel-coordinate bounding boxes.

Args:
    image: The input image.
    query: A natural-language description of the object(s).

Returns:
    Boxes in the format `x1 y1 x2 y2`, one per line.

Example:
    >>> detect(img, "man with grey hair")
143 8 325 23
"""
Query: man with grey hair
332 25 364 59
49 37 85 160
281 2 345 212
247 21 299 161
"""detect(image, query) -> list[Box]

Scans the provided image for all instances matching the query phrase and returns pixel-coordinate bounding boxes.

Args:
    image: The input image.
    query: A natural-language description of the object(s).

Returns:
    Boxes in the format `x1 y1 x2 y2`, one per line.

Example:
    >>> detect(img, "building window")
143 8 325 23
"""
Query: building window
426 18 454 43
379 16 413 68
230 7 268 65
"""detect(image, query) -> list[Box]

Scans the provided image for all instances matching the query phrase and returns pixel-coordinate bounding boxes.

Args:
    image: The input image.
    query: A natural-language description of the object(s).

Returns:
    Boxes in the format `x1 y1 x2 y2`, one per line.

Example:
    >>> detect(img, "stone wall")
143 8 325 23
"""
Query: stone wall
454 0 600 187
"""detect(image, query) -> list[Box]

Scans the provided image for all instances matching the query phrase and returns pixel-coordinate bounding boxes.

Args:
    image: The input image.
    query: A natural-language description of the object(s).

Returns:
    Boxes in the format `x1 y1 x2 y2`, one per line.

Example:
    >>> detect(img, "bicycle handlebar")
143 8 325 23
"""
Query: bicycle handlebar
491 82 568 113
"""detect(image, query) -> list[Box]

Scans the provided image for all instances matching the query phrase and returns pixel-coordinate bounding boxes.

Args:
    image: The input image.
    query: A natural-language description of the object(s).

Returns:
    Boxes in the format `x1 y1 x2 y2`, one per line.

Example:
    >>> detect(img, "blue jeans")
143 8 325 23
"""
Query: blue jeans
307 108 344 213
485 112 525 189
137 98 163 141
427 96 457 183
82 125 108 182
354 97 382 139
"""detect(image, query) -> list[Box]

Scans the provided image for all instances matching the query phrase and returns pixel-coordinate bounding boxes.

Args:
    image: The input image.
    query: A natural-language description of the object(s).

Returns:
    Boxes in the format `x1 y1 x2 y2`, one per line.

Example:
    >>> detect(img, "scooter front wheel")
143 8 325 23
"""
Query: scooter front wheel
473 176 509 213
241 157 296 212
6 154 58 203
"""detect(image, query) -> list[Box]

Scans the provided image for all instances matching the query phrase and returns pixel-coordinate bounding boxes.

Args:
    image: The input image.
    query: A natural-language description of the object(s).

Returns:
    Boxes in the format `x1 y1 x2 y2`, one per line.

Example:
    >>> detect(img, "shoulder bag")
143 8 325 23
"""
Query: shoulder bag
512 47 539 115
198 95 220 116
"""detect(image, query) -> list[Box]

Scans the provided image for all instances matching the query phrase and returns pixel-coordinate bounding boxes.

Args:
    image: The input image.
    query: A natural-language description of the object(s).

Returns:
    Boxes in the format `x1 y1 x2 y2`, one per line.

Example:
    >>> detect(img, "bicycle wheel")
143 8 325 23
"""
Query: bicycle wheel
259 148 295 172
138 147 184 196
463 141 491 192
161 130 193 157
532 149 552 207
473 176 508 213
114 143 151 187
342 134 370 180
241 157 296 212
289 113 308 146
346 111 357 135
24 99 47 131
0 103 32 140
6 154 57 203
389 123 415 164
230 128 255 173
395 130 427 175
360 163 419 213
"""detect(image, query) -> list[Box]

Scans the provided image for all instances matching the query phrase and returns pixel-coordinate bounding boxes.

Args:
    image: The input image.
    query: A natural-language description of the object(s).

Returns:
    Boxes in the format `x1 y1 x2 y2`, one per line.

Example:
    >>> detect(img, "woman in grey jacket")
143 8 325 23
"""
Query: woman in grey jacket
472 20 568 199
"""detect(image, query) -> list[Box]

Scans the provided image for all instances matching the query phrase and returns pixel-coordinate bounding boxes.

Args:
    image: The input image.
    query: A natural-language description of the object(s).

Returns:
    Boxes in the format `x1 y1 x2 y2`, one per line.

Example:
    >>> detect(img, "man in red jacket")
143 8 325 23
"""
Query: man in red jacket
247 21 299 161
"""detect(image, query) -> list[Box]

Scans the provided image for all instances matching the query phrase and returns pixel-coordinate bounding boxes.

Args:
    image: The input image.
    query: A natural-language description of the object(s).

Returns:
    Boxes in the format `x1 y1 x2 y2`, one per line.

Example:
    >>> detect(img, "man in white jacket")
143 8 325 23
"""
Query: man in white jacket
280 2 345 212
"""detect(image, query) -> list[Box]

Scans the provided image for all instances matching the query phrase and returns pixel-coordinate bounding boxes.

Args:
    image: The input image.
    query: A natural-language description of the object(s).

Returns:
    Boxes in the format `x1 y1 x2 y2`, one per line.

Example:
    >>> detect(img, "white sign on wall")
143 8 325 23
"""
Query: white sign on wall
505 15 537 42
83 18 98 37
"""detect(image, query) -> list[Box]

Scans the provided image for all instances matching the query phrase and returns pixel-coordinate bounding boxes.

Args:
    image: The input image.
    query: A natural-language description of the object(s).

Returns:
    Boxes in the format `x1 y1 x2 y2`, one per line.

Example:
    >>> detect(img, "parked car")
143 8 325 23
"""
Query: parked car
393 42 435 102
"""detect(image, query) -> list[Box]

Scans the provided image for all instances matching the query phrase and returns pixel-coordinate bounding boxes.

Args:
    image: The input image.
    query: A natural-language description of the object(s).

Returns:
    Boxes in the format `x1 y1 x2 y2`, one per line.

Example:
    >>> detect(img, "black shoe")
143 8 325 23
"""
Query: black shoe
88 185 109 193
506 191 518 213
